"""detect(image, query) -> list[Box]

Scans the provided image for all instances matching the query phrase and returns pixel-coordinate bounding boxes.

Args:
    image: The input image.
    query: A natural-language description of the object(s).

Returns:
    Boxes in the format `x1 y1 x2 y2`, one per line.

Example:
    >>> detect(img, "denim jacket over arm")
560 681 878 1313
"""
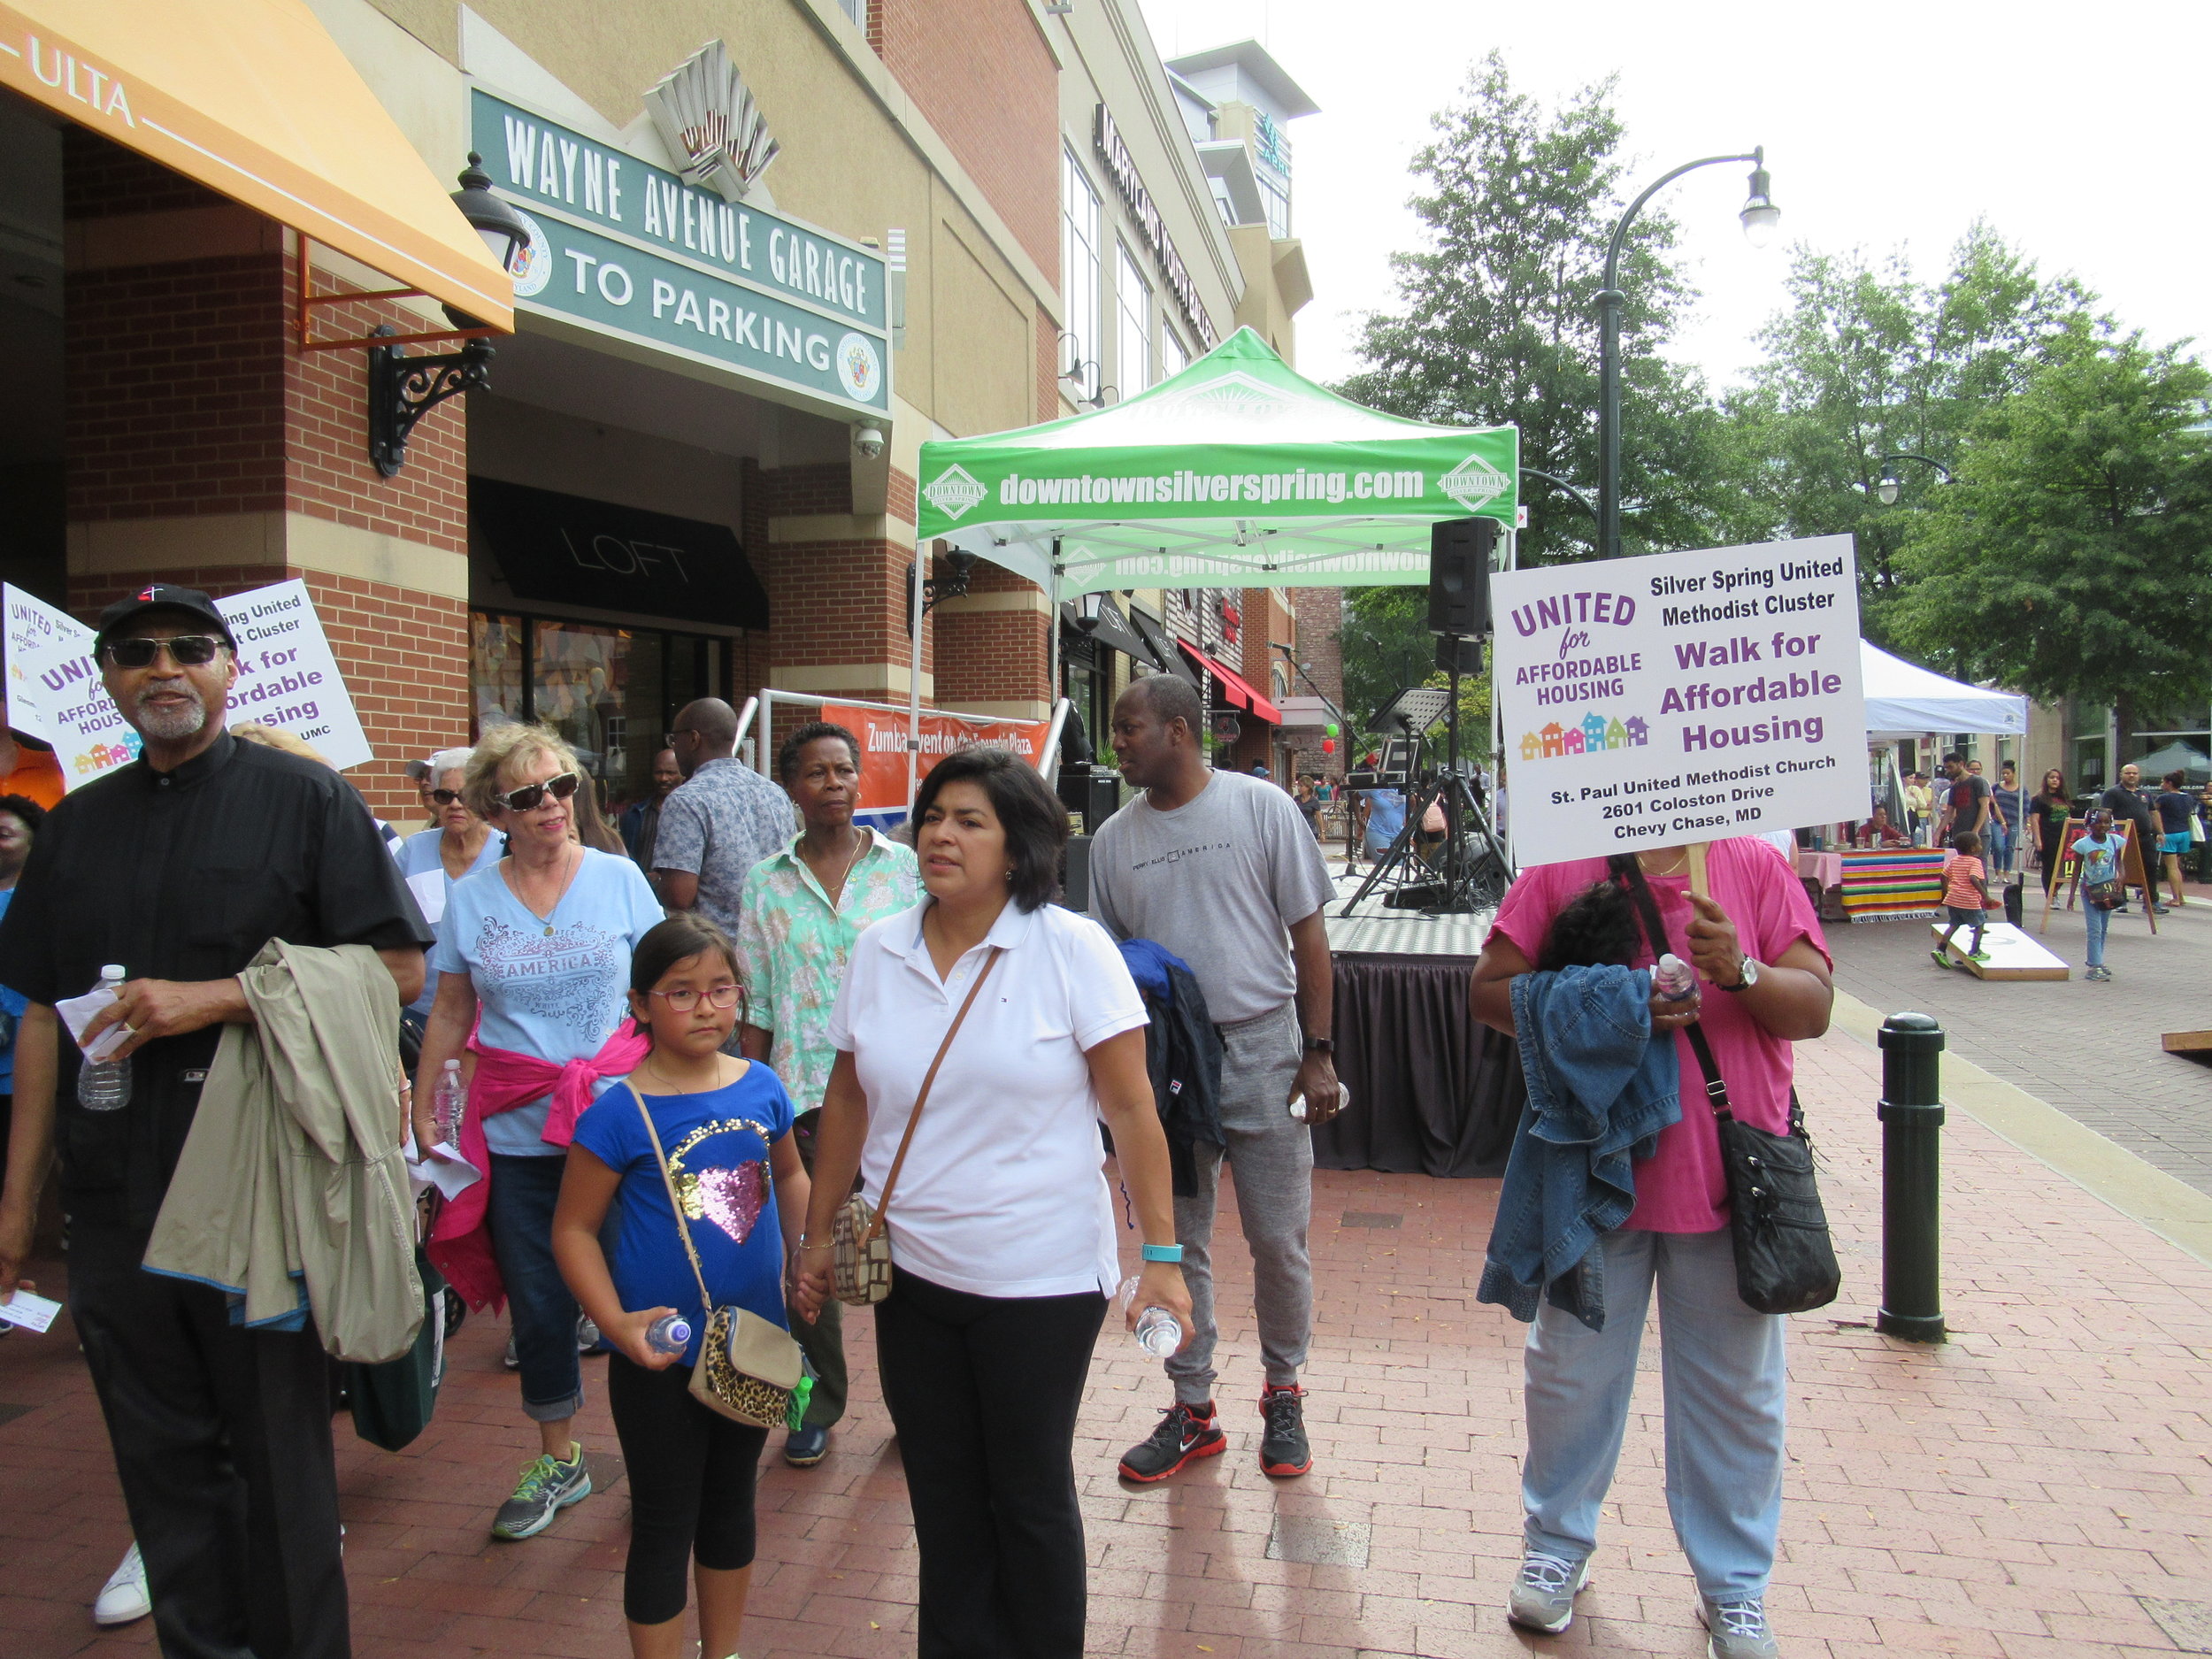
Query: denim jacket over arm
1477 964 1681 1331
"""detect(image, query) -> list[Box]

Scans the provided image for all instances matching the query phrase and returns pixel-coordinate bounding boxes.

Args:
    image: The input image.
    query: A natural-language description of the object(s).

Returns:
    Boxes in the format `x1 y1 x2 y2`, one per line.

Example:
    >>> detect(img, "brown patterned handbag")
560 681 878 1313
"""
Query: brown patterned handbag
831 947 1002 1307
634 1092 804 1428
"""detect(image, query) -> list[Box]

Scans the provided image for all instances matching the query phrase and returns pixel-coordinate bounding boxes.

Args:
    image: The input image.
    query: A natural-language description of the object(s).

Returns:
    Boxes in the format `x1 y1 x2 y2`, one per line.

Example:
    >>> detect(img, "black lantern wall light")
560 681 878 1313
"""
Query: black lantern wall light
296 153 535 477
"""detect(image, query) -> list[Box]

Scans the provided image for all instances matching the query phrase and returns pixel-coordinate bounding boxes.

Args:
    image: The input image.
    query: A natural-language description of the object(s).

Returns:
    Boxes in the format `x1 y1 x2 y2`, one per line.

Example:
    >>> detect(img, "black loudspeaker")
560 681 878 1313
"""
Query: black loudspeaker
1428 517 1496 637
1436 634 1484 675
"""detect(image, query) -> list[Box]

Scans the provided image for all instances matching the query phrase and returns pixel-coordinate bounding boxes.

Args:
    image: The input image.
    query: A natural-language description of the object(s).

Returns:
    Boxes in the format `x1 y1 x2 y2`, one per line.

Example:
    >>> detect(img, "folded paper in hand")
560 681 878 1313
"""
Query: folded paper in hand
404 868 446 926
56 985 127 1062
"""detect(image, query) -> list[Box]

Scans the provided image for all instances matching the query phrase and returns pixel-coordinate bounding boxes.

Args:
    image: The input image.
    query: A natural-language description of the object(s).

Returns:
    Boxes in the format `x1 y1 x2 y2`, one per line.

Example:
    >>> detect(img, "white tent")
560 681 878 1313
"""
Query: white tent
1861 641 2026 740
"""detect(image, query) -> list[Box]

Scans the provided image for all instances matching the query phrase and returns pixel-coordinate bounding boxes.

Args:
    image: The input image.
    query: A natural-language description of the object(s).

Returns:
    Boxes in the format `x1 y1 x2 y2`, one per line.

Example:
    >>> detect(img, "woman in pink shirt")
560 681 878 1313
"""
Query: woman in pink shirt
1470 837 1834 1658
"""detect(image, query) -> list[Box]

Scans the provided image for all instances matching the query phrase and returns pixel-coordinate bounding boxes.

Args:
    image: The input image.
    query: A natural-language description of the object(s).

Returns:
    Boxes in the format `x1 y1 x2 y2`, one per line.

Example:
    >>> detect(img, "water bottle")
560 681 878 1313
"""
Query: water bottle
432 1060 464 1148
76 965 131 1112
1114 1276 1182 1358
1652 952 1696 1002
644 1313 691 1356
1288 1081 1350 1124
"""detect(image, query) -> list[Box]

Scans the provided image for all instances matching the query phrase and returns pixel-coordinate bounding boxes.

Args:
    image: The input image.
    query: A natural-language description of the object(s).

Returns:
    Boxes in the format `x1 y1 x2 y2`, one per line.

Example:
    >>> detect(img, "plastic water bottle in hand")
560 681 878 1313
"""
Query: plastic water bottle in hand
1115 1275 1182 1358
76 965 132 1113
644 1313 691 1356
432 1059 464 1148
1652 952 1696 1002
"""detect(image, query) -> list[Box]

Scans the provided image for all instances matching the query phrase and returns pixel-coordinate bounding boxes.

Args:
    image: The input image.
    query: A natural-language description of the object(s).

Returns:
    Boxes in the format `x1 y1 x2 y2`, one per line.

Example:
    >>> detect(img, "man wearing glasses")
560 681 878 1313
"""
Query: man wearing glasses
0 584 431 1658
652 698 795 945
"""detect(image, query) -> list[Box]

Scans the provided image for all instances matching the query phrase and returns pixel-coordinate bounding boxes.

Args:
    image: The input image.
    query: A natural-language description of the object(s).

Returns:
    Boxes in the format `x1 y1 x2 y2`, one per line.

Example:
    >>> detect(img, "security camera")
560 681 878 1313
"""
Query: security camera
854 425 886 460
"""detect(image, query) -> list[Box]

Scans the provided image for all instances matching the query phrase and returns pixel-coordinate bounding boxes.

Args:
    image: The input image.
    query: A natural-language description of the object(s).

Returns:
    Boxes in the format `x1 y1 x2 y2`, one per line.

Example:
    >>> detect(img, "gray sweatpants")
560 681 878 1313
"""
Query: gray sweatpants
1167 1001 1313 1405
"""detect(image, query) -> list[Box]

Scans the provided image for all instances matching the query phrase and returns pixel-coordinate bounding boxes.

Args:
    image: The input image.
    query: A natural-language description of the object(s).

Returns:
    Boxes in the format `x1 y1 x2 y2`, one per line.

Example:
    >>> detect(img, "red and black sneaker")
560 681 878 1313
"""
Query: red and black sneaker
1118 1401 1226 1483
1258 1384 1312 1478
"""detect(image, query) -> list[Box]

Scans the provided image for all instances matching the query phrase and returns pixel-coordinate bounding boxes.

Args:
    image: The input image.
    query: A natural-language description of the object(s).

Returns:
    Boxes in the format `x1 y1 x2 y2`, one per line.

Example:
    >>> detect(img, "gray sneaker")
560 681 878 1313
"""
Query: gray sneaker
491 1444 590 1540
1700 1594 1778 1658
1507 1549 1590 1634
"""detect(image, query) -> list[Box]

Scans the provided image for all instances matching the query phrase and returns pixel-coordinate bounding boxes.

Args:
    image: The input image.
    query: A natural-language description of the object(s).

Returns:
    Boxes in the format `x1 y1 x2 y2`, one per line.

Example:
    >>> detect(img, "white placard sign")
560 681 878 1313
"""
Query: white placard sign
3 580 373 790
1492 534 1865 868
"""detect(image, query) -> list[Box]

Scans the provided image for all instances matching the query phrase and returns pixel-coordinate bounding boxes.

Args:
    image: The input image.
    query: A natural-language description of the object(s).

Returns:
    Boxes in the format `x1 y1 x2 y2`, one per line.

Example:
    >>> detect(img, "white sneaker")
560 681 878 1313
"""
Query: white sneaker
1507 1549 1591 1633
93 1541 150 1626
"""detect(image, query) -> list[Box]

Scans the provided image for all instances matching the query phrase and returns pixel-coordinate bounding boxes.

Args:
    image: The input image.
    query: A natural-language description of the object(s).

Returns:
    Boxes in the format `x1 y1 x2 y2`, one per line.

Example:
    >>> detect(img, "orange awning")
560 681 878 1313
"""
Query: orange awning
0 0 514 330
1179 641 1283 726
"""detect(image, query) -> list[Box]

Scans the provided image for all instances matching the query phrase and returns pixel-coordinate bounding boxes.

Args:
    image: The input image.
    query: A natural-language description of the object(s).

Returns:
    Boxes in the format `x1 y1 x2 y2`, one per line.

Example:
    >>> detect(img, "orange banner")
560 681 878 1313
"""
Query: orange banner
818 702 1056 818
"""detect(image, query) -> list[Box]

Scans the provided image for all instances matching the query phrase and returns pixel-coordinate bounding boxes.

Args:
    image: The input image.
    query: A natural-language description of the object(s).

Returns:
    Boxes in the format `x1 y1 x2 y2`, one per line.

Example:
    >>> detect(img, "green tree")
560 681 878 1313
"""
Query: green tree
1727 225 2095 624
1886 324 2212 727
1338 53 1737 565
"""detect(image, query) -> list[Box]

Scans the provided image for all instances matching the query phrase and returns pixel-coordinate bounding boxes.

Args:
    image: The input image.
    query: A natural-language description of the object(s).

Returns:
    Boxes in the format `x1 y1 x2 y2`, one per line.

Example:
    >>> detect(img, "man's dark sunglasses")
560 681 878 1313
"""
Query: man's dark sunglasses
492 772 581 813
103 635 228 669
429 788 465 806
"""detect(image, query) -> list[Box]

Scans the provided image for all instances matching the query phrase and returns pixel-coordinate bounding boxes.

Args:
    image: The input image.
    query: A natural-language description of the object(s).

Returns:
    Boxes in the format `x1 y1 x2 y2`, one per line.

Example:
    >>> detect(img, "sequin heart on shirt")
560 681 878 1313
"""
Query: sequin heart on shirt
689 1161 769 1245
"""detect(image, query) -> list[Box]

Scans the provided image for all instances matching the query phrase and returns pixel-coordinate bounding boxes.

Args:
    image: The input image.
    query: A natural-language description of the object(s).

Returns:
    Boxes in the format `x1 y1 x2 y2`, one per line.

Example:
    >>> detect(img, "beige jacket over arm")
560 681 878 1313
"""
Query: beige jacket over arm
145 940 422 1363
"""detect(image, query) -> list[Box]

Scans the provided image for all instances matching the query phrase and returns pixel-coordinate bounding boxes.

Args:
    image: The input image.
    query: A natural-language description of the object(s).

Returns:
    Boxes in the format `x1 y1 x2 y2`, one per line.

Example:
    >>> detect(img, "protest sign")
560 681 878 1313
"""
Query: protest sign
3 580 373 790
1491 534 1864 869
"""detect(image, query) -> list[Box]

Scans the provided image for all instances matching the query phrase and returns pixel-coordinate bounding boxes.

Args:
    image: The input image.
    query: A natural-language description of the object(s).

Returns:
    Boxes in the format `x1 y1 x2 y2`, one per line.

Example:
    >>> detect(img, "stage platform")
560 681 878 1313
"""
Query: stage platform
1318 872 1517 1179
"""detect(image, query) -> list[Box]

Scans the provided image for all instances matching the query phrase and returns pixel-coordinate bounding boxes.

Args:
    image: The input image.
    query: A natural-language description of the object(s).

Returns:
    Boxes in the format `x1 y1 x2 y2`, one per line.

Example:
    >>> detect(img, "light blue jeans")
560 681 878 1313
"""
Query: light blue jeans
1521 1225 1786 1600
2084 897 2110 967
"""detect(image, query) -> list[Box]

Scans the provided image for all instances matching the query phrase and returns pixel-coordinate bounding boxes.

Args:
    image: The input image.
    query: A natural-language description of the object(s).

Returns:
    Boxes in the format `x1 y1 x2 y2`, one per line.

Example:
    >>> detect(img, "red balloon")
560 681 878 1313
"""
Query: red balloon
1321 738 1335 754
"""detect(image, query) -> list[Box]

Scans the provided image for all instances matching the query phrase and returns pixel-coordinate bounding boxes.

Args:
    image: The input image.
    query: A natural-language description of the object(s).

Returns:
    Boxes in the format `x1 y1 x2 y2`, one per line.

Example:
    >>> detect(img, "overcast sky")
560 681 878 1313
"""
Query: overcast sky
1140 0 2208 396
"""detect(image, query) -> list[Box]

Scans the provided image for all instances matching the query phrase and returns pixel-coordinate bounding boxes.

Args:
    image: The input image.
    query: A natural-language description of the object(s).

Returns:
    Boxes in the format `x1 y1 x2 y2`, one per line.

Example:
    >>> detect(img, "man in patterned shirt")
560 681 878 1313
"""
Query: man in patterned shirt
735 721 918 1465
653 698 794 938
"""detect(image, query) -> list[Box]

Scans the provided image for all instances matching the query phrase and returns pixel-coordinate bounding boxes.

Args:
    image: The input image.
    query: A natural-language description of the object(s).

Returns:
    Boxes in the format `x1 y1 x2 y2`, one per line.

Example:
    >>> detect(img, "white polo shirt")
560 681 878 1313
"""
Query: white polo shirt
826 896 1148 1298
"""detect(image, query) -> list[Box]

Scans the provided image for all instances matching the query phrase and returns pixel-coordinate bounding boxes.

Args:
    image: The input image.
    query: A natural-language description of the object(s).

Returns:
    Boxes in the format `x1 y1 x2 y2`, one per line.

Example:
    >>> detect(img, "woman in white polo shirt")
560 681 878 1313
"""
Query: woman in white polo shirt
794 746 1188 1659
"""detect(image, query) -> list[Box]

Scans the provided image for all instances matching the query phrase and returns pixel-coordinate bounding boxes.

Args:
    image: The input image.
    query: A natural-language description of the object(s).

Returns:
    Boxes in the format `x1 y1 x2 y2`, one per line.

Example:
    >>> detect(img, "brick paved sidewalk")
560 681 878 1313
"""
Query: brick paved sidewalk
5 1019 2210 1658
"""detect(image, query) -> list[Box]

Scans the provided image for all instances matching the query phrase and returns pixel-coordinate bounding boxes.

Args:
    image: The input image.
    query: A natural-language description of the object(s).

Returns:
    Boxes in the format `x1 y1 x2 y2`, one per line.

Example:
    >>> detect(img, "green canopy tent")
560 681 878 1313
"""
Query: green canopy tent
917 327 1519 601
912 328 1517 785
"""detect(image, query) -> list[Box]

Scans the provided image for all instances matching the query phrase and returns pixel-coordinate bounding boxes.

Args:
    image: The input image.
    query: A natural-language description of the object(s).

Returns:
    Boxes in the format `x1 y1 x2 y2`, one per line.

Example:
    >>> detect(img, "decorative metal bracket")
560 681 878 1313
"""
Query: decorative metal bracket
366 325 495 477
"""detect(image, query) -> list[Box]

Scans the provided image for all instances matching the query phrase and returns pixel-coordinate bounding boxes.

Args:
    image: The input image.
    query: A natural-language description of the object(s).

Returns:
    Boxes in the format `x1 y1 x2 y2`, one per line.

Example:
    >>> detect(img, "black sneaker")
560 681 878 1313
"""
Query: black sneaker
1118 1401 1225 1483
1258 1384 1312 1478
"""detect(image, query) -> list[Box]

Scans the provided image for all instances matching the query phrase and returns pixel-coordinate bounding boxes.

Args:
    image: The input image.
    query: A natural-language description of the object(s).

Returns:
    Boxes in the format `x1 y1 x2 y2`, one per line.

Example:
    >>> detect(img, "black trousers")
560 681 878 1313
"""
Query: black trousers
875 1271 1106 1659
69 1223 349 1659
604 1353 768 1624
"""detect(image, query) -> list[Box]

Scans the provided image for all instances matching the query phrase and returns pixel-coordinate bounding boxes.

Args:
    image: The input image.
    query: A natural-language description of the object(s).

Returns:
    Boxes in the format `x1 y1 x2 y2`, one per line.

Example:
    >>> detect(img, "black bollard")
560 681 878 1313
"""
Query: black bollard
1876 1011 1946 1342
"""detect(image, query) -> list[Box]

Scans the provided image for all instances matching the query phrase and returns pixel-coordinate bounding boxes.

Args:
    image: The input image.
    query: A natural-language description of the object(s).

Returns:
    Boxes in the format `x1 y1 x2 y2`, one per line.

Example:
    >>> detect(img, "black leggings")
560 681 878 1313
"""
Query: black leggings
876 1271 1107 1659
605 1353 768 1624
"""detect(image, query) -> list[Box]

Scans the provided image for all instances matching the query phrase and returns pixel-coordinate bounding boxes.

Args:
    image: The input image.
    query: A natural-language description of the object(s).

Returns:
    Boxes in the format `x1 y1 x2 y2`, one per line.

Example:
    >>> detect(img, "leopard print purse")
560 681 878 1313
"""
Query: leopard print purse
634 1091 803 1428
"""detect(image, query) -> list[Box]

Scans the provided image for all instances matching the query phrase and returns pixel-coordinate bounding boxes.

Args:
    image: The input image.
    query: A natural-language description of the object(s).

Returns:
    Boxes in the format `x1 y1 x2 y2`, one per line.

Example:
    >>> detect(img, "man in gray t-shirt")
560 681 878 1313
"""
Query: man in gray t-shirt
1091 675 1340 1486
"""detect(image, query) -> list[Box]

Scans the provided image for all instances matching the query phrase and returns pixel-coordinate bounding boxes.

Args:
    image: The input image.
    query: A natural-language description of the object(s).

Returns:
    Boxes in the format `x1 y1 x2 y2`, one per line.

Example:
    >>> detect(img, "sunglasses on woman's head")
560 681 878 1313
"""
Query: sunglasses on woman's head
648 982 742 1012
492 772 581 813
429 789 465 806
102 634 227 669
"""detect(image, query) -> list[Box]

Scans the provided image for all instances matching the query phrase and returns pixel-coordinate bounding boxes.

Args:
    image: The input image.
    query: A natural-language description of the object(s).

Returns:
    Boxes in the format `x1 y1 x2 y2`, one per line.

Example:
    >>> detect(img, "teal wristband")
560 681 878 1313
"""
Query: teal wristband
1141 1243 1184 1263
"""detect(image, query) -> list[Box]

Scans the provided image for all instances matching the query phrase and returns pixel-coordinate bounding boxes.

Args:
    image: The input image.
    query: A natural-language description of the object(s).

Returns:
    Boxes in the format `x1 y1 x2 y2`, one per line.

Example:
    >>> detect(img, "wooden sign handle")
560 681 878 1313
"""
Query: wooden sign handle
1685 841 1711 979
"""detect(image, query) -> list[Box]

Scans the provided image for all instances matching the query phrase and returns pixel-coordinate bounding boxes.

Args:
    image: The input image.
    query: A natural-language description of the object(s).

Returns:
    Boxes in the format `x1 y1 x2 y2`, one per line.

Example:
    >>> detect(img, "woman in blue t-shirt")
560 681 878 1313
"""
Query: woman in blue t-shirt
555 915 807 1659
2074 808 2124 982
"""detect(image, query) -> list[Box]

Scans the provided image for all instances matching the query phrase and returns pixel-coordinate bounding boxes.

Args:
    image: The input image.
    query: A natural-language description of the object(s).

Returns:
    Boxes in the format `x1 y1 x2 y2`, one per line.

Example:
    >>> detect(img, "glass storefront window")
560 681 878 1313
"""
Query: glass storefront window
470 610 732 806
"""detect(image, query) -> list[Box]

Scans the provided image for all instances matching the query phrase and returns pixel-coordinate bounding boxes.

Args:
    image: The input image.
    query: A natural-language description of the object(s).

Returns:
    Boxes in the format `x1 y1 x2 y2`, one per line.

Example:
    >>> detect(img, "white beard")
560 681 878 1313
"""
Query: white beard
134 680 209 741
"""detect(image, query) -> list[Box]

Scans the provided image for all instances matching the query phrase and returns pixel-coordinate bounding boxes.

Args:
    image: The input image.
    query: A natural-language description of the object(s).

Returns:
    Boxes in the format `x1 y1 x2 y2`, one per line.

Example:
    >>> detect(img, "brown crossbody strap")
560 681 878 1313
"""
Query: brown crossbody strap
863 945 1002 1246
633 1087 719 1316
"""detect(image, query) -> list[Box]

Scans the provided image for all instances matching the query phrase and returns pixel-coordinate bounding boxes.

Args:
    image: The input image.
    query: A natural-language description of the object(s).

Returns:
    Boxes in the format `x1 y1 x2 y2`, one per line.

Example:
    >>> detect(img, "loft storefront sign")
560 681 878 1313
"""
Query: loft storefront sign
1489 535 1865 868
471 88 888 415
1094 105 1217 351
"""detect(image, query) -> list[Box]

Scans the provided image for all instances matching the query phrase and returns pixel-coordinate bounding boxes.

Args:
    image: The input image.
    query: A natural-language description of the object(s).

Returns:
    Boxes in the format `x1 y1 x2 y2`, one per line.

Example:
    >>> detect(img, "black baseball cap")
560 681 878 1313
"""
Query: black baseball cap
95 583 236 652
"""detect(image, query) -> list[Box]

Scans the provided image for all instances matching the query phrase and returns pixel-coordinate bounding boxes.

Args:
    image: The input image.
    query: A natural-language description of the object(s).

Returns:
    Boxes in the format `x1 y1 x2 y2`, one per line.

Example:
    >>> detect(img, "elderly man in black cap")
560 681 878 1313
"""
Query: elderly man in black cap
0 584 431 1659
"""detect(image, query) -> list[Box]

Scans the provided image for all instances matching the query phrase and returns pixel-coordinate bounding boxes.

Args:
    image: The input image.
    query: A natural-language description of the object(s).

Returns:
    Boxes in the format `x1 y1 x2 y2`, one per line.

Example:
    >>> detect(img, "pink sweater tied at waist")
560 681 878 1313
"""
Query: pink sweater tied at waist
426 1018 652 1313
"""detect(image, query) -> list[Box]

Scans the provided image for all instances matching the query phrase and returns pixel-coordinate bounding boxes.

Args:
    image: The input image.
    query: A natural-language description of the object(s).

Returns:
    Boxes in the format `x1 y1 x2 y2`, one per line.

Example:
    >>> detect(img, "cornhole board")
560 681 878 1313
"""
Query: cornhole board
1931 920 2070 980
2162 1030 2212 1055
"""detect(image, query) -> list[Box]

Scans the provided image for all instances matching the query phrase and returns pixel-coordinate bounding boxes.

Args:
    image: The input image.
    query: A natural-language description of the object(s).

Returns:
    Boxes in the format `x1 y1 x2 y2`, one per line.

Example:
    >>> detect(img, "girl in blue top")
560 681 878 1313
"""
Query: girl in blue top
555 916 808 1659
2073 808 2123 982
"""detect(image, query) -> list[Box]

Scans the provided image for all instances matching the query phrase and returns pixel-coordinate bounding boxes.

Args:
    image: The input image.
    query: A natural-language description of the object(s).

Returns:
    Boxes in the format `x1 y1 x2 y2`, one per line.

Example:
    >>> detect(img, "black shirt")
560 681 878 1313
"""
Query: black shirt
0 733 432 1227
2154 790 2195 834
2102 783 2156 834
1945 773 1990 826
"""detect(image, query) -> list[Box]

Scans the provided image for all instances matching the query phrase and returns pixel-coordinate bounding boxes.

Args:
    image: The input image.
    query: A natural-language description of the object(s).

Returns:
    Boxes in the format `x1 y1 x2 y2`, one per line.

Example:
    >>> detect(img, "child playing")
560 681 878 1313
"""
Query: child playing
1932 830 1993 967
2072 808 2124 982
552 916 809 1659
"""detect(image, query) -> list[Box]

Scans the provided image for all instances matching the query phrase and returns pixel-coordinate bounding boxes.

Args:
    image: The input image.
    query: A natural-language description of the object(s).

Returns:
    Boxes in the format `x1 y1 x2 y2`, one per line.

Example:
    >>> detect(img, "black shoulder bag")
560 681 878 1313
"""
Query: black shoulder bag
1608 856 1841 1316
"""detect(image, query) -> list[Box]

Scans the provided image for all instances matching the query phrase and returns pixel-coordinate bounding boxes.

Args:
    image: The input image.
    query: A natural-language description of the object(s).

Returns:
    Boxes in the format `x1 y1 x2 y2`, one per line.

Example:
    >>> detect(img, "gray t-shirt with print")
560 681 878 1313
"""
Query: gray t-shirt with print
1089 770 1335 1024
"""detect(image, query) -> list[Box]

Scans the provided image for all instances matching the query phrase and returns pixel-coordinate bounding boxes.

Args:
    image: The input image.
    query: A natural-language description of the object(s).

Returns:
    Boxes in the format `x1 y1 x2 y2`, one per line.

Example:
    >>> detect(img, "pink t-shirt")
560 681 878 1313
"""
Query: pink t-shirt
1490 837 1831 1233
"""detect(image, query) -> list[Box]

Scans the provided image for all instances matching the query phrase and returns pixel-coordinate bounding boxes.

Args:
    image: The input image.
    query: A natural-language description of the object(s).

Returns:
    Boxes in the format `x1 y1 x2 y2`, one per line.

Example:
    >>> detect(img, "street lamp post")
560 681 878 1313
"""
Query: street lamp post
1874 452 1955 504
1522 468 1599 524
1597 148 1778 559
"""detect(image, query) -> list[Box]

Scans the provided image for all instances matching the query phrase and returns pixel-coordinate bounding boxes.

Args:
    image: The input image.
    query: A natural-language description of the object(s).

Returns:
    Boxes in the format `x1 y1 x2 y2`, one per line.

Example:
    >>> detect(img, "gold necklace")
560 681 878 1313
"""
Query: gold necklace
509 843 581 935
805 826 866 913
1639 847 1690 877
643 1055 723 1096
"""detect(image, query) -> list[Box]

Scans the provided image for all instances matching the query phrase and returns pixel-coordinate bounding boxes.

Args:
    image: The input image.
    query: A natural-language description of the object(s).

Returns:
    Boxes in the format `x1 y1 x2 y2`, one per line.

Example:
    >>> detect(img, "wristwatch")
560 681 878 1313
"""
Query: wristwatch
1720 956 1762 993
1304 1036 1335 1054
